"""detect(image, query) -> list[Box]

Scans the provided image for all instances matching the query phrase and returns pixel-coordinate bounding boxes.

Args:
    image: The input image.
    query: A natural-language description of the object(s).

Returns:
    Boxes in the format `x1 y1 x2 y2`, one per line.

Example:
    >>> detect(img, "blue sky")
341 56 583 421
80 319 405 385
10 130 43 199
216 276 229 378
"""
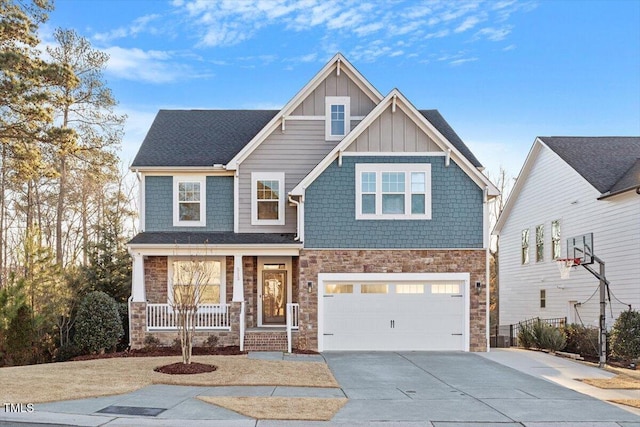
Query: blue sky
42 0 640 180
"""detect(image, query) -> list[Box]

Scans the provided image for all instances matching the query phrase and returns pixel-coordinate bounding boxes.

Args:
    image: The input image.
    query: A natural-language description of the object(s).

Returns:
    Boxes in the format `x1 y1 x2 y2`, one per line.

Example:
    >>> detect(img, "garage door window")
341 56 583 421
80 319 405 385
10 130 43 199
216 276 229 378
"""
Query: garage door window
431 284 460 294
396 284 425 294
361 284 389 294
325 284 353 294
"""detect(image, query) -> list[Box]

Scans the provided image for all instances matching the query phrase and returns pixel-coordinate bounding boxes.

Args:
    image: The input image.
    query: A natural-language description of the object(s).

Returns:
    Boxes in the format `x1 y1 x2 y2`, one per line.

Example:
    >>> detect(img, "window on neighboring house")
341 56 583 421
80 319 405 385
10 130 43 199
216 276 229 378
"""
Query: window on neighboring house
540 289 546 308
173 176 206 227
551 220 561 259
325 96 350 141
536 224 544 262
169 258 224 305
521 229 530 264
251 172 285 225
355 163 431 220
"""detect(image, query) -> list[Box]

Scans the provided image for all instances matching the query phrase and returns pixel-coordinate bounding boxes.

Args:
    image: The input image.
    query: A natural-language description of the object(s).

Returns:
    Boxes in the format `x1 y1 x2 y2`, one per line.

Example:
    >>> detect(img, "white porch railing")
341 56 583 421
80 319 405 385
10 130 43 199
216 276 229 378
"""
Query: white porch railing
146 303 231 330
286 303 300 353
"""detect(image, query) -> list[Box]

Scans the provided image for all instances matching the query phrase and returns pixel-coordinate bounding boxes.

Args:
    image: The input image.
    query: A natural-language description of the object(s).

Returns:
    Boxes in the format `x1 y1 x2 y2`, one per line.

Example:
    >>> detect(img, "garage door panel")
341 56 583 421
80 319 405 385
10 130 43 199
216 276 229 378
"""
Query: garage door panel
322 278 466 351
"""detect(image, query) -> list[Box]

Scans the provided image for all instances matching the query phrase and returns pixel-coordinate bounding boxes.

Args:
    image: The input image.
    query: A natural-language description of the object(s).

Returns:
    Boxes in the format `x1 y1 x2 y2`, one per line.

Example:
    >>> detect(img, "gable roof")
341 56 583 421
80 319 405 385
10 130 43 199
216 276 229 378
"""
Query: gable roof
539 136 640 195
420 110 482 168
225 53 383 169
292 89 499 197
493 136 640 234
131 110 277 168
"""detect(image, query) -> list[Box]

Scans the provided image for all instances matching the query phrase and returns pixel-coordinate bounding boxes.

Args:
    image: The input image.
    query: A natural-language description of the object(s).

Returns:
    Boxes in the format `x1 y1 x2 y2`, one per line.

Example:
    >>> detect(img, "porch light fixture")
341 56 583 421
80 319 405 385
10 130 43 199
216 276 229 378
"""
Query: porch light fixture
307 281 313 293
475 281 482 294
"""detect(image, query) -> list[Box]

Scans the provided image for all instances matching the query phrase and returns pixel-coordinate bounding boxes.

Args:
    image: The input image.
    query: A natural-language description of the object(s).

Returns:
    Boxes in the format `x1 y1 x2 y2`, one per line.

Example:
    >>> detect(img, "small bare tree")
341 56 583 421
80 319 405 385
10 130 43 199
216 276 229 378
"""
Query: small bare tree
169 258 214 364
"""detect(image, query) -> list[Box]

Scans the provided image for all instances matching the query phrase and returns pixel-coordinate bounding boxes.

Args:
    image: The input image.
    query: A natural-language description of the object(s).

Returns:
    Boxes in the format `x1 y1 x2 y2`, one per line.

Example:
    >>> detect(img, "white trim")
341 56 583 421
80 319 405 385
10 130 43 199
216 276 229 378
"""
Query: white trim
251 172 286 226
325 96 351 141
227 53 383 170
257 256 292 327
317 272 470 352
286 115 366 121
131 253 145 302
131 167 232 174
291 89 500 198
355 163 432 220
233 169 239 233
341 151 446 157
138 173 146 232
127 245 301 257
167 256 227 305
173 176 206 227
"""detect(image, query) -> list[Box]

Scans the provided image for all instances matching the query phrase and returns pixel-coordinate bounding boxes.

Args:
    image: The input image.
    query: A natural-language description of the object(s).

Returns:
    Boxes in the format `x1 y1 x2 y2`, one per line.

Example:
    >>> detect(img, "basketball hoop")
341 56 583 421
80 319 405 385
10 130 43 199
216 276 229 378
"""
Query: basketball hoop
557 258 580 279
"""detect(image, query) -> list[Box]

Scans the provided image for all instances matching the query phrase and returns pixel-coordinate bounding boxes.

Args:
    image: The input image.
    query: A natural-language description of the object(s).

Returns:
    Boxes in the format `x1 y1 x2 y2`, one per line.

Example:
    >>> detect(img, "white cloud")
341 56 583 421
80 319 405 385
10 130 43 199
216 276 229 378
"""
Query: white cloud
103 46 196 84
475 26 513 41
455 15 483 33
93 13 161 42
450 57 478 66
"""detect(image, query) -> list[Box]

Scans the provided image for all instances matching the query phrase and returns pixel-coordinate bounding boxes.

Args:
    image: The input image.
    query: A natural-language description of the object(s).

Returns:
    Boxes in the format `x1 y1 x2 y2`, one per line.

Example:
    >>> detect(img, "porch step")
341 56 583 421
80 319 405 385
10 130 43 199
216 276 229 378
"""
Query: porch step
244 329 288 352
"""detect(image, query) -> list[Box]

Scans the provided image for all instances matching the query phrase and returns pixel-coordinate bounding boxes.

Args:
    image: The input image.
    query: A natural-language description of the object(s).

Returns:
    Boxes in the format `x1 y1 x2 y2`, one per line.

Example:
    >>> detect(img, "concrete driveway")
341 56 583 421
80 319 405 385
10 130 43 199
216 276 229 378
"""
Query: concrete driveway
323 351 640 425
1 350 639 426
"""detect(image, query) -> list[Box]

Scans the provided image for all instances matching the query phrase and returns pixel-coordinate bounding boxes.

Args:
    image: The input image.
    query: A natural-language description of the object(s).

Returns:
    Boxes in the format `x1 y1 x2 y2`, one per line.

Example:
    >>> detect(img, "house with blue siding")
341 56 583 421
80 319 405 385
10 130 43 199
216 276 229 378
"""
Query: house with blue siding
128 54 499 352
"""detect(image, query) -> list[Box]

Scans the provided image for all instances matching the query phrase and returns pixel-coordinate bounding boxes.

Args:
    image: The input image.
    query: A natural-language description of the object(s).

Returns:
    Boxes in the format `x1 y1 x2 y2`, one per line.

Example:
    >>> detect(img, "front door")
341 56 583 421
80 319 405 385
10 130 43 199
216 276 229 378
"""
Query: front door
262 269 287 325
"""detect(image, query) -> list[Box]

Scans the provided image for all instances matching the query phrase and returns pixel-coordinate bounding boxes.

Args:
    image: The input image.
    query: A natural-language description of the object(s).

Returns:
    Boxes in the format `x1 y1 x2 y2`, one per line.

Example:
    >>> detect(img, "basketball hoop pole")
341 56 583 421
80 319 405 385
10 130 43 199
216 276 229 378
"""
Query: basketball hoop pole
579 255 610 368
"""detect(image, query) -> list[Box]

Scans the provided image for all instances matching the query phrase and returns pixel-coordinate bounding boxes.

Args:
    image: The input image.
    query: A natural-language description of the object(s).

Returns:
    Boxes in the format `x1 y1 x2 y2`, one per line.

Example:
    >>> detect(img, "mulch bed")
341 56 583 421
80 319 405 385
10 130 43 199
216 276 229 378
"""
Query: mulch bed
71 346 244 361
154 362 217 375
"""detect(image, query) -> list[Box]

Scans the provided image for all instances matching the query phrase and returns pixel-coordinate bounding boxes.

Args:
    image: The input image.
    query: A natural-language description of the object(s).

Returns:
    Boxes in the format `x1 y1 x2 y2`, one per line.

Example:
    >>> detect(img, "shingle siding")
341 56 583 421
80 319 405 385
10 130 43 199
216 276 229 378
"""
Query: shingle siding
304 156 483 248
145 176 233 232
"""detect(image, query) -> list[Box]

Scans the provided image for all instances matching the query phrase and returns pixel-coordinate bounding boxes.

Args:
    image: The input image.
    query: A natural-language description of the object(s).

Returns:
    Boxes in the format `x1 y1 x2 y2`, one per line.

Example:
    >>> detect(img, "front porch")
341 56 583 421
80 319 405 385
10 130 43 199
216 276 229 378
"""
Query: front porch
128 248 303 352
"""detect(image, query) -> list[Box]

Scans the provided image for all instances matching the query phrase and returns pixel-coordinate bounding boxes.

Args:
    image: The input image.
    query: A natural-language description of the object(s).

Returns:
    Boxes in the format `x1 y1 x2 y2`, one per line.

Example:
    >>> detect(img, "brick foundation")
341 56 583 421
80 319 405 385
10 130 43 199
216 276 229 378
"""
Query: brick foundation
244 330 290 351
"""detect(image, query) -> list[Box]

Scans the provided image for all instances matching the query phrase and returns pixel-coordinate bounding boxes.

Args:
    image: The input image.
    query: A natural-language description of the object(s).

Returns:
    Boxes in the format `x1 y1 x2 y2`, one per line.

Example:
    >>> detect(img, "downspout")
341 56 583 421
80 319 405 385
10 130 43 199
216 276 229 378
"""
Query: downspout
288 195 301 241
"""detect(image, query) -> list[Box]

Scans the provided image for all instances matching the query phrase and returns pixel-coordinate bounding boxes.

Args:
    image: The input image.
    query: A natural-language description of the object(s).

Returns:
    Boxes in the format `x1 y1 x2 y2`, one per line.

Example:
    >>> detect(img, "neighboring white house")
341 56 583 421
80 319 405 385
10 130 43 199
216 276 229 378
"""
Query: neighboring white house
494 137 640 329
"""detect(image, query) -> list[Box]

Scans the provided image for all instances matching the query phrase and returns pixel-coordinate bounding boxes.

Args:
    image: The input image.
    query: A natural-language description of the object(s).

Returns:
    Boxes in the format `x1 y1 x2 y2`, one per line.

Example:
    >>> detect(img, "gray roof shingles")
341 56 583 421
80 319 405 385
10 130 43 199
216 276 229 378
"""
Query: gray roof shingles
132 109 482 169
540 136 640 194
131 110 278 167
129 232 299 245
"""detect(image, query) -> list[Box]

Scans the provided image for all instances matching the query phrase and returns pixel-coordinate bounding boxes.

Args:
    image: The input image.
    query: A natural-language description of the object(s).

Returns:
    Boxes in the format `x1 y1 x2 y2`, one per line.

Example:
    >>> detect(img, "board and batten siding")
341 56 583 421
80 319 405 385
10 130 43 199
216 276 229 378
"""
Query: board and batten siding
347 106 442 153
238 120 339 233
291 72 375 117
498 146 640 328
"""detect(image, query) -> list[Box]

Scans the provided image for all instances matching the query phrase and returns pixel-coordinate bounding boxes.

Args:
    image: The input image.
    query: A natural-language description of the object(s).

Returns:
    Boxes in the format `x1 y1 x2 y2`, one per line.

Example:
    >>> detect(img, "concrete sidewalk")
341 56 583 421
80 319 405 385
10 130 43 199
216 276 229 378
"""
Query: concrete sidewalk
481 348 640 416
0 350 638 427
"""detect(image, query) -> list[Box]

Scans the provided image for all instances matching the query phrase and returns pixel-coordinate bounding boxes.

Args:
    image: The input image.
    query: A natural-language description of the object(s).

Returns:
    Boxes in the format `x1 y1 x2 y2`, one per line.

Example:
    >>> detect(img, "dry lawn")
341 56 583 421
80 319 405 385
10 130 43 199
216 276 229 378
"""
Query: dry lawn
198 396 347 420
610 399 640 409
582 375 640 389
0 355 339 403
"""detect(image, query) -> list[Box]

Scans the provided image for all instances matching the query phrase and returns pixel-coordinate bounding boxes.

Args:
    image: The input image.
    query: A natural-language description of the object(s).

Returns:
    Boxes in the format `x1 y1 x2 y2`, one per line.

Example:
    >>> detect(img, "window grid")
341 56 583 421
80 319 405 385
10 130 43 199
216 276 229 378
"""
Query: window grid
540 289 546 308
177 181 201 222
536 225 544 262
330 104 345 136
551 220 561 260
521 229 530 264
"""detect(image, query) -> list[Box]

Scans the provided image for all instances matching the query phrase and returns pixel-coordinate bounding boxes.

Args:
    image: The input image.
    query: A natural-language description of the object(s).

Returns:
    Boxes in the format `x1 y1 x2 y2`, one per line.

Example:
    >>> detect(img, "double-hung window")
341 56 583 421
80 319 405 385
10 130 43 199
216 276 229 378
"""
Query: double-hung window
325 96 350 141
521 229 529 264
536 224 544 262
251 172 285 225
355 164 431 220
169 258 224 305
551 220 561 260
173 176 206 227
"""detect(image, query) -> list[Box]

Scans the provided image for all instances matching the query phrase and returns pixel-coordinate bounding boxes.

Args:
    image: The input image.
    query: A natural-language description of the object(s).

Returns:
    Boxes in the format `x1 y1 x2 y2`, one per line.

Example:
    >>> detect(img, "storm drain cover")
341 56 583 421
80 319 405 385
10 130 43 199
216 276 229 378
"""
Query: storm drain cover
97 405 166 416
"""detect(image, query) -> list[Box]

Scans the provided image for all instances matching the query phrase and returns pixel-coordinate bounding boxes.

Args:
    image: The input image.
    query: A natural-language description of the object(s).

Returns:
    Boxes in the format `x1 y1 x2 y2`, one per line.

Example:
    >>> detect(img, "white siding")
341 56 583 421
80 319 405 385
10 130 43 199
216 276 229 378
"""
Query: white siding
498 146 640 329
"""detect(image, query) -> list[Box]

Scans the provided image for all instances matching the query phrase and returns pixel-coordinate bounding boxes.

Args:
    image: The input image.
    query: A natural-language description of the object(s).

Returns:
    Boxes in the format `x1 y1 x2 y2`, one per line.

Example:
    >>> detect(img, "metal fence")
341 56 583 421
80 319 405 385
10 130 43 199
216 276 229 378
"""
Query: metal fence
491 317 566 348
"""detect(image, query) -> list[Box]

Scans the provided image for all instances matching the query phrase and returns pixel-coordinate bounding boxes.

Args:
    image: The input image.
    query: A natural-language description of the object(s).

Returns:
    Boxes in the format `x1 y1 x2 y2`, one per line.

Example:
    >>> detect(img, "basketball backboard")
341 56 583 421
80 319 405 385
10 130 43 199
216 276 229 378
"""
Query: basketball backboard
566 233 594 265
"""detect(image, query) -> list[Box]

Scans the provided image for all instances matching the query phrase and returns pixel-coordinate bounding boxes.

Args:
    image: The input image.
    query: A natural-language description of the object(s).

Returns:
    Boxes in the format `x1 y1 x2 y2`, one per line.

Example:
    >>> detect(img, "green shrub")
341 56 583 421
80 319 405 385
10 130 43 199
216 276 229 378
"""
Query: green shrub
116 302 129 351
610 310 640 360
204 334 219 348
55 343 79 362
563 324 600 359
518 320 566 352
74 291 123 354
143 334 161 349
4 305 35 366
518 324 535 348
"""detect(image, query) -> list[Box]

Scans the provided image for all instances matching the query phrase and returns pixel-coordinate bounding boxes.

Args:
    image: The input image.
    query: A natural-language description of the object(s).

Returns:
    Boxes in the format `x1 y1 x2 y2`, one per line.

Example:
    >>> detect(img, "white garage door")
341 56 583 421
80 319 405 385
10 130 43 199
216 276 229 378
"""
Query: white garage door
321 275 468 351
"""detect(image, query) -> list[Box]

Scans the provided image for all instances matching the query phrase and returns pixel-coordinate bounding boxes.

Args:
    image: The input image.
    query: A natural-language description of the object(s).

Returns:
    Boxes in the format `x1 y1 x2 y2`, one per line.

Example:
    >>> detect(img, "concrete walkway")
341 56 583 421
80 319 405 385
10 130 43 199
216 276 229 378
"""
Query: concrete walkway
0 350 638 426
